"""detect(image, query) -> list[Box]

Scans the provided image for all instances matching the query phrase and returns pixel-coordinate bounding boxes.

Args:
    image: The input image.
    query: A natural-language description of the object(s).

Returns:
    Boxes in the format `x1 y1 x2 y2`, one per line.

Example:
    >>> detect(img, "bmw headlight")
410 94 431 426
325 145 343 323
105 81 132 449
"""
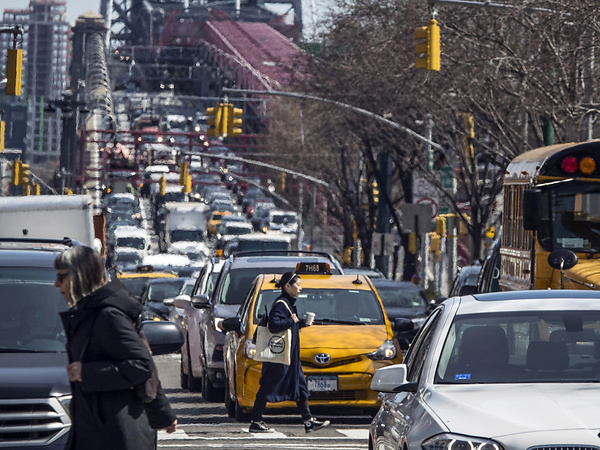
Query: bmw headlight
366 339 397 360
244 340 256 359
422 433 504 450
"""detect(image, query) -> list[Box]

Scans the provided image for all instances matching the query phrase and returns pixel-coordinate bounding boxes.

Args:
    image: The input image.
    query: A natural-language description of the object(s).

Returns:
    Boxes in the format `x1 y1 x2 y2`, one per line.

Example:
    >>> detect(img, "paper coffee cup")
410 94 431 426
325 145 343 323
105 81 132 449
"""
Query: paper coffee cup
305 312 315 326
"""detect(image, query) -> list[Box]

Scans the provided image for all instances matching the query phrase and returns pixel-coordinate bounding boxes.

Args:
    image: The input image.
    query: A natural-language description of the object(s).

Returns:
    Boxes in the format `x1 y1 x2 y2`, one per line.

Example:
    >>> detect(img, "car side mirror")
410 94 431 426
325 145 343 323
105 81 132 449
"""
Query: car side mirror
191 294 211 308
394 317 414 333
371 364 412 392
172 295 192 313
220 316 241 333
140 320 184 355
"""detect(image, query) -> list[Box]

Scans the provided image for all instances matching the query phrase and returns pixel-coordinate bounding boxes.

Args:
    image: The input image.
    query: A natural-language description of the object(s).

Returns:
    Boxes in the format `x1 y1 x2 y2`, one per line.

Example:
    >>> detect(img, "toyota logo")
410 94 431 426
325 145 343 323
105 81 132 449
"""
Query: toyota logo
314 353 331 365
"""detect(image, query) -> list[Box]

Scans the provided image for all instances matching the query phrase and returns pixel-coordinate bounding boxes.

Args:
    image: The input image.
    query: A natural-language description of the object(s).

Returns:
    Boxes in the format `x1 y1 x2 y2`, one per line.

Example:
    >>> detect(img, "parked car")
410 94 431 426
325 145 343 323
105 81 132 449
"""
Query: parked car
221 263 406 421
369 290 600 450
173 251 343 402
371 279 435 349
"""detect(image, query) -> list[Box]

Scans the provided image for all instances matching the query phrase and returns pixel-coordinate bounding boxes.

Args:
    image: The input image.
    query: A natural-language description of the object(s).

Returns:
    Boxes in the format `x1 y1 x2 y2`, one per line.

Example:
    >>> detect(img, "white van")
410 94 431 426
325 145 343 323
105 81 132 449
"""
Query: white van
111 226 151 259
268 210 298 234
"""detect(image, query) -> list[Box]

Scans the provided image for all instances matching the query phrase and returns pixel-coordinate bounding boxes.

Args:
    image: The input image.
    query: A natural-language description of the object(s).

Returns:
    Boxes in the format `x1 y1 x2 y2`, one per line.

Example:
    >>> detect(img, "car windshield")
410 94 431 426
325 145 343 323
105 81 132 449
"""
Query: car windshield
115 253 142 264
146 281 185 301
0 268 67 352
435 311 600 384
253 288 385 325
375 285 428 308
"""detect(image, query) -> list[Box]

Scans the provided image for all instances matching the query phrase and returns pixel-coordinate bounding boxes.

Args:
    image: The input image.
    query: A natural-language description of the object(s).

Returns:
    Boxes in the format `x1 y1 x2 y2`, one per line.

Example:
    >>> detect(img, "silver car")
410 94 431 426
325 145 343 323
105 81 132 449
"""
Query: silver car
370 290 600 450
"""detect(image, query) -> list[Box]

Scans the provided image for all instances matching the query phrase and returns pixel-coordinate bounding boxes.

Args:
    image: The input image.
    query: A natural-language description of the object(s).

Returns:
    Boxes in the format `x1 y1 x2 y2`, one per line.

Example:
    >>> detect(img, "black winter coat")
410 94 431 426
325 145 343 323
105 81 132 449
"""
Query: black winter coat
60 279 155 450
255 291 309 403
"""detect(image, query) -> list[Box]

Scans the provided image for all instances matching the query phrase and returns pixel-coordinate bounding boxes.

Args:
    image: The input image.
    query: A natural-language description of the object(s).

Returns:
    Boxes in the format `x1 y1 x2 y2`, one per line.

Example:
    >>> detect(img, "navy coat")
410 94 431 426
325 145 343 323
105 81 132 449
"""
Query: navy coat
255 291 309 403
60 279 155 450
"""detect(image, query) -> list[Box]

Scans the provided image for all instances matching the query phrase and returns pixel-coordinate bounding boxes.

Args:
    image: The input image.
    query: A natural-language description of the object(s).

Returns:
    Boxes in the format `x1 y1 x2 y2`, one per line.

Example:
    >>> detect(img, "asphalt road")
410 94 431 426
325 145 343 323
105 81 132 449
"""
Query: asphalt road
154 354 372 449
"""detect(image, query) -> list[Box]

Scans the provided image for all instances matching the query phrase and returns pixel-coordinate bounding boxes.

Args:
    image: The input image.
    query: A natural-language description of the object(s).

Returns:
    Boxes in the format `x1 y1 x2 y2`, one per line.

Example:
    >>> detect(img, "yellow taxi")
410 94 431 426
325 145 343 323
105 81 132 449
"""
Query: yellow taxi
117 264 177 298
221 263 404 420
206 210 232 237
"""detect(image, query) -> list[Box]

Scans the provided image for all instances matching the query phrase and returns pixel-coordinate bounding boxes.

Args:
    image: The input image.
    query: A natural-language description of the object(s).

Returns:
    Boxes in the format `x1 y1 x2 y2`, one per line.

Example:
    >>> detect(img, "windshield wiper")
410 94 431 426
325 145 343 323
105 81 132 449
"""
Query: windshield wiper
315 318 365 325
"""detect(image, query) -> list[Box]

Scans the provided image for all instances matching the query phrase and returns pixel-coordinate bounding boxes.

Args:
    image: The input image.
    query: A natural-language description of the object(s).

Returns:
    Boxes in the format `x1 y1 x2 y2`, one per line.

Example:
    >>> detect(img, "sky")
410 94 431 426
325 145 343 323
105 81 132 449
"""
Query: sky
2 0 101 25
1 0 333 36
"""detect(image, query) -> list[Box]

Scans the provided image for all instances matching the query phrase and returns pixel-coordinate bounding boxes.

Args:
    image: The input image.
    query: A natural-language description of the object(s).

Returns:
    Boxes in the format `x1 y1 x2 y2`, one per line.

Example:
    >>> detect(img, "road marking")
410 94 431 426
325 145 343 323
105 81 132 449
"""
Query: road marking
158 429 192 439
337 429 369 439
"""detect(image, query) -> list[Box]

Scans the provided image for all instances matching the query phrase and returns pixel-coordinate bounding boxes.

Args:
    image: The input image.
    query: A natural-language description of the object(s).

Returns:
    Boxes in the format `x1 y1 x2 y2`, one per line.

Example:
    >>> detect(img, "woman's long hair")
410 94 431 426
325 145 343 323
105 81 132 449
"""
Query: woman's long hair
54 246 109 306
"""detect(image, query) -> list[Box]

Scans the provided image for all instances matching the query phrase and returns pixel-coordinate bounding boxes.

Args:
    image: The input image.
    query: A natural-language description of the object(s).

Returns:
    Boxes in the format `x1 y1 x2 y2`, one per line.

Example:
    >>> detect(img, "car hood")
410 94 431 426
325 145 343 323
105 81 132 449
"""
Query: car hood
430 383 600 439
300 325 389 351
0 352 70 397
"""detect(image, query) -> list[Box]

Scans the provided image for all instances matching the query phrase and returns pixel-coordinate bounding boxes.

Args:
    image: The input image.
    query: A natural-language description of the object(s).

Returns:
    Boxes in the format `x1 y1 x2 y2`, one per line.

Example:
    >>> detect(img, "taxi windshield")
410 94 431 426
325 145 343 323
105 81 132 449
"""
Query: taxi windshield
0 268 67 352
253 288 385 325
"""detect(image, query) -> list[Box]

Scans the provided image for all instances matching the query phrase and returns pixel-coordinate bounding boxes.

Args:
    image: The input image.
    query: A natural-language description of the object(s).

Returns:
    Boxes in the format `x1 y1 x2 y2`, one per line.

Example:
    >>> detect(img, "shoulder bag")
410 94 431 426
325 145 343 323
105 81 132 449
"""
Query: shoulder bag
254 299 293 366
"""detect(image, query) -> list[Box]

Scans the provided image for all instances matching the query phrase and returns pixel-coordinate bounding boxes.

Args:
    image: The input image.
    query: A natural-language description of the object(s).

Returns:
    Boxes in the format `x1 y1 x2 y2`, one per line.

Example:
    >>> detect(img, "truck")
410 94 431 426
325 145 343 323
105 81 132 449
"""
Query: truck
0 195 99 250
163 202 207 251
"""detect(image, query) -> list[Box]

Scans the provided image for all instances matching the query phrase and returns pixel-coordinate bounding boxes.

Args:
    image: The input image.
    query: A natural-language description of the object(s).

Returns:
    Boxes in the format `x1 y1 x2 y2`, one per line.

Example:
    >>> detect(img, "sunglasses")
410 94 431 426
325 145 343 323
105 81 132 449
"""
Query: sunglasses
56 273 69 283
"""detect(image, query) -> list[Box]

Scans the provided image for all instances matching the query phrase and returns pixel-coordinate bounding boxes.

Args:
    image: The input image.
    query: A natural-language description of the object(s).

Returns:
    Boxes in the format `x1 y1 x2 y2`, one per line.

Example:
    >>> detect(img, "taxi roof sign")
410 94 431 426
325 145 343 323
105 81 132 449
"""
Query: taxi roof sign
295 262 331 275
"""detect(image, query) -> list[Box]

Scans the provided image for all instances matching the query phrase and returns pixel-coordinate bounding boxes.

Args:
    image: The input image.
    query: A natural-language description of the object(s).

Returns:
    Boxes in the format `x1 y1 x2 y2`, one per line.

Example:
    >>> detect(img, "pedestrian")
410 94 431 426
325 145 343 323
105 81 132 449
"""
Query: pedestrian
249 271 330 434
54 246 177 450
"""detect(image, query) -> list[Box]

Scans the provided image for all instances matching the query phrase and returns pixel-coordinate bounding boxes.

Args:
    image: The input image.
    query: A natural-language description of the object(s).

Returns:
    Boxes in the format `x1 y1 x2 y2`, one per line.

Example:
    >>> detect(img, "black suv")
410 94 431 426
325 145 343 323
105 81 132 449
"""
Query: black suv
176 251 343 402
0 238 183 449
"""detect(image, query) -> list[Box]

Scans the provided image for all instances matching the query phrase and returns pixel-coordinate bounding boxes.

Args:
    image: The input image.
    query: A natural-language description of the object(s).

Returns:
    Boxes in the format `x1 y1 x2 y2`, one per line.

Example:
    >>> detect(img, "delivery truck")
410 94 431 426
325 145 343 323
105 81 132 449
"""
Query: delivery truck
0 195 98 249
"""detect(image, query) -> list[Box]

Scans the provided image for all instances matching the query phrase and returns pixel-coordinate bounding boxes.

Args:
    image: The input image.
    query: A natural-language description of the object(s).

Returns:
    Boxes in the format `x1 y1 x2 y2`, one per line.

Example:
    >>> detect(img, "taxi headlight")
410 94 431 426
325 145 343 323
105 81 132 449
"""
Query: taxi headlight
244 340 256 359
366 339 397 360
422 433 504 450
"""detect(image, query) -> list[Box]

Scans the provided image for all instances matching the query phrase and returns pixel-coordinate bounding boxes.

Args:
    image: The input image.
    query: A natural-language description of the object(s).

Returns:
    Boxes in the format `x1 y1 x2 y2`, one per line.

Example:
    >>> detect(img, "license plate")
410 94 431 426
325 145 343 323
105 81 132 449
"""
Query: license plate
307 376 338 392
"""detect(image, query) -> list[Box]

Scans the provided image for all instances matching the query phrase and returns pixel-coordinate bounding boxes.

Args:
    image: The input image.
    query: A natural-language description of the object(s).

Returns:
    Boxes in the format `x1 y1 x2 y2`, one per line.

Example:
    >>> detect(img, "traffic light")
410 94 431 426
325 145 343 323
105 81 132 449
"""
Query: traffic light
183 173 192 194
159 175 166 196
372 181 379 205
228 105 243 136
206 104 223 137
179 161 189 185
220 103 229 136
6 48 23 96
435 215 447 236
11 160 20 185
461 113 475 158
32 182 40 195
19 162 30 186
0 120 5 151
415 19 440 71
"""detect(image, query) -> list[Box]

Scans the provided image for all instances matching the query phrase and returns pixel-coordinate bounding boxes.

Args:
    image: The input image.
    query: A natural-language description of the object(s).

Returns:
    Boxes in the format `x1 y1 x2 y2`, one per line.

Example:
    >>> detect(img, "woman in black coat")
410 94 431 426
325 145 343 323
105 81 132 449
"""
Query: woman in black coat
249 271 330 434
55 246 175 450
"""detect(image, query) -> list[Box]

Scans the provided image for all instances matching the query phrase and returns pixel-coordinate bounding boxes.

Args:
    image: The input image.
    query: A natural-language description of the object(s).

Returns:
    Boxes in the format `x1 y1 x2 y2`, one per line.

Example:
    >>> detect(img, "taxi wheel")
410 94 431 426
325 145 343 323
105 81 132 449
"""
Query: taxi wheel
235 400 250 422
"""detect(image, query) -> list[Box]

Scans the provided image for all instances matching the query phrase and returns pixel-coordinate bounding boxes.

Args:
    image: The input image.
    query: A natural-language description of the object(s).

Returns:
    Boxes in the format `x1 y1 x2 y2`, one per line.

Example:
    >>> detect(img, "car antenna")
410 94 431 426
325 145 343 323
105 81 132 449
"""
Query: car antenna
352 275 362 285
270 275 278 284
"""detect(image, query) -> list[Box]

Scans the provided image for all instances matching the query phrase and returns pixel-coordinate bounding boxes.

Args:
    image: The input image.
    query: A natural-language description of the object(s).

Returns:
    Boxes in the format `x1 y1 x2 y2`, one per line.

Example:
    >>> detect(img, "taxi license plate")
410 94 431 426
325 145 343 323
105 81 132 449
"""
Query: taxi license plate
307 376 338 392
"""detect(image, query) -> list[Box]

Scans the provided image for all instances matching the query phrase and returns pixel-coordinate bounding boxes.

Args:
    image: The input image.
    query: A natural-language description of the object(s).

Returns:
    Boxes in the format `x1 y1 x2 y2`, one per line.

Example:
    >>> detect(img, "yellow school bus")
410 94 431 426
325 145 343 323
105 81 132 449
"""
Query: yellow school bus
499 140 600 291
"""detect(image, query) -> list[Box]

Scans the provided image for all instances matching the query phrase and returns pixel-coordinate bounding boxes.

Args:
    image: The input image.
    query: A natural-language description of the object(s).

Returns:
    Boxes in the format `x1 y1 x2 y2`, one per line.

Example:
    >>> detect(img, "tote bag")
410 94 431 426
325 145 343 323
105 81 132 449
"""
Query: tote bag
254 300 292 366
